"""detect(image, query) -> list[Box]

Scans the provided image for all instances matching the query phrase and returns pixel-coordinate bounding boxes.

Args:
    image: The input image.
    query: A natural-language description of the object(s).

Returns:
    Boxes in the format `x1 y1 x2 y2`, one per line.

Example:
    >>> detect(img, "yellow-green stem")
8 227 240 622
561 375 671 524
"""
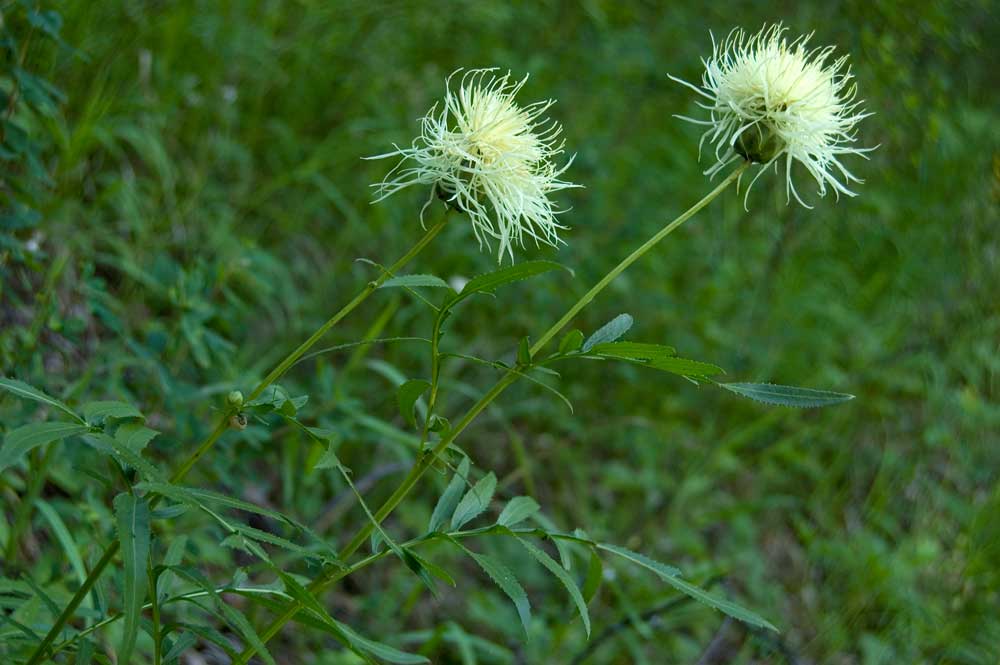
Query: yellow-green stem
25 216 448 665
237 162 748 661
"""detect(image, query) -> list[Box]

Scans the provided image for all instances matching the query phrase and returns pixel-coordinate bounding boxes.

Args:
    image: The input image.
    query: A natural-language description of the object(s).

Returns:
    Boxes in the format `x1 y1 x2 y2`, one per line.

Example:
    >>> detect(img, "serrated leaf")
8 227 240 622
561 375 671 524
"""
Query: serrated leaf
597 543 680 577
532 512 573 571
407 550 456 587
87 433 165 482
82 401 143 422
158 535 189 603
401 547 441 597
558 329 585 354
168 565 277 665
314 440 342 470
380 274 453 290
582 549 603 604
587 341 676 361
458 260 567 299
516 536 590 636
497 497 541 527
645 357 724 377
245 385 307 416
451 472 497 530
0 422 89 471
428 457 470 533
396 379 431 428
336 613 431 664
582 314 633 352
114 493 151 664
718 382 855 408
278 562 429 663
0 377 84 424
598 543 776 631
137 482 289 525
456 543 531 636
114 423 158 452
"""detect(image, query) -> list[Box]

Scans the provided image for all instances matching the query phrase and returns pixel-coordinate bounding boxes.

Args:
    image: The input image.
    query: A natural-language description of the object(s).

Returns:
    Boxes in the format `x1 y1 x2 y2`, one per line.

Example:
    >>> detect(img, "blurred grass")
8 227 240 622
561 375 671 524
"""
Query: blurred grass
2 1 999 663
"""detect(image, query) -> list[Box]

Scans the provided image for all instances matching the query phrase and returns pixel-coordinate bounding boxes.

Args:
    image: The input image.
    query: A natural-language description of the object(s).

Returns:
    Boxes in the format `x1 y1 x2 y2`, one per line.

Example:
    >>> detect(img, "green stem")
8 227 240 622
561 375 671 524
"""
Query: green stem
248 215 450 402
416 307 447 451
237 162 748 661
24 543 119 665
529 163 748 355
25 216 448 665
147 559 162 665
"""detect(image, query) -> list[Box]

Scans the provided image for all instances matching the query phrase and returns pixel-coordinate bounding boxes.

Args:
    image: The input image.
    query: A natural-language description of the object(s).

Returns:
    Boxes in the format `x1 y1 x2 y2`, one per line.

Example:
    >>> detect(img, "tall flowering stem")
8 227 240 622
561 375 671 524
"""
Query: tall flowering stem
237 161 750 661
25 216 449 665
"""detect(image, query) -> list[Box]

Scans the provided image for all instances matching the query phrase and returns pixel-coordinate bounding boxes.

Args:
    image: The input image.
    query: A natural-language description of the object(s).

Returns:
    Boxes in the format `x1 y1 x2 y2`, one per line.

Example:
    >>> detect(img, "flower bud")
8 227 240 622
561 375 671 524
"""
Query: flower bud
734 123 783 164
227 390 244 409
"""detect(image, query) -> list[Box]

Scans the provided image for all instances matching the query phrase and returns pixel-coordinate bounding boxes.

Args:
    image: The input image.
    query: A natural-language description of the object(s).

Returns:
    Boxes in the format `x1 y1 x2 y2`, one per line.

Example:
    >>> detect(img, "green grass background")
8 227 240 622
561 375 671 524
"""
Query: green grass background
2 1 999 663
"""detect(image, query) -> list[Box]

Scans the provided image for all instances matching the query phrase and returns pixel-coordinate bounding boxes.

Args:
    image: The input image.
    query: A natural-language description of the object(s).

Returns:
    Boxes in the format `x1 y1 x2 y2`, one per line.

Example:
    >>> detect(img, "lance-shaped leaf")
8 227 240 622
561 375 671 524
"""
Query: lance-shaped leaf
598 543 776 631
278 570 428 664
452 260 568 305
516 535 590 636
558 329 585 354
451 472 497 530
114 493 151 664
588 342 723 378
718 382 855 408
587 341 676 361
428 457 471 533
82 401 144 422
380 274 453 290
0 377 85 424
497 497 541 527
582 314 633 352
454 541 531 636
0 422 89 472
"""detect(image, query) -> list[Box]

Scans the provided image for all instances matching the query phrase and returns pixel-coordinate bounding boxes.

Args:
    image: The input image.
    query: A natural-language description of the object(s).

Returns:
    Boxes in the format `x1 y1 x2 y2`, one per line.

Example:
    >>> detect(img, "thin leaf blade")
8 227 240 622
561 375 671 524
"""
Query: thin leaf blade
428 457 470 533
718 382 854 408
114 493 151 664
0 377 84 424
82 401 143 422
380 274 453 290
451 472 497 530
598 543 776 631
516 536 590 636
456 542 531 636
582 314 633 352
459 260 567 299
497 497 541 527
0 422 90 472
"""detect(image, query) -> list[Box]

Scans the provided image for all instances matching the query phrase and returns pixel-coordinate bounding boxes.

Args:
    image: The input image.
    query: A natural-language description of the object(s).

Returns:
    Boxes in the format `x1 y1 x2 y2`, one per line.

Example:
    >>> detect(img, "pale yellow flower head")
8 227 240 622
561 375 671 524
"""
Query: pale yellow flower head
370 68 578 261
671 24 875 208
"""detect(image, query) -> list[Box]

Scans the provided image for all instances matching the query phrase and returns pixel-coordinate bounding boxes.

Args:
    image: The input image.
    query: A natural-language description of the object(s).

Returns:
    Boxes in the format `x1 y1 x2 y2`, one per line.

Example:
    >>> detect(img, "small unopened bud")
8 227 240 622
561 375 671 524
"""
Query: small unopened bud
227 390 244 409
734 123 783 164
229 413 248 430
428 414 450 433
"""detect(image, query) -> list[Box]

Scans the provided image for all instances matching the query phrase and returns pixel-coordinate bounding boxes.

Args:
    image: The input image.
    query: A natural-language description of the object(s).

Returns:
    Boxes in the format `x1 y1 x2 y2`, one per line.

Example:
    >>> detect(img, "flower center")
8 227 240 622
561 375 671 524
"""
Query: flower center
734 122 784 163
